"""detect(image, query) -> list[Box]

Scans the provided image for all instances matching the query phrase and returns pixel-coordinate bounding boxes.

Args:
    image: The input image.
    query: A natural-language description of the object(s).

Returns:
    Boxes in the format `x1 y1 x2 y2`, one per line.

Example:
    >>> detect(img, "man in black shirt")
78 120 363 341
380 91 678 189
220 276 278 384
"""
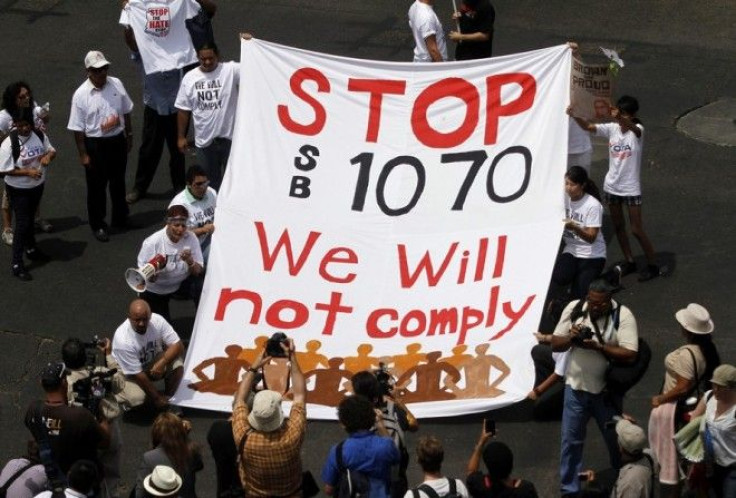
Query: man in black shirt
449 0 495 60
24 362 110 476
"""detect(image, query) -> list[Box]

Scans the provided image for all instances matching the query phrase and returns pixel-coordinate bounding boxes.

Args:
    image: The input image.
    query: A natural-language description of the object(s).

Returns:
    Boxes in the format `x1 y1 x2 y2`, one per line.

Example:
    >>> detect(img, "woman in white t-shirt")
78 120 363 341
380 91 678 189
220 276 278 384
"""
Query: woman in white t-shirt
0 81 52 247
551 166 606 300
0 107 56 280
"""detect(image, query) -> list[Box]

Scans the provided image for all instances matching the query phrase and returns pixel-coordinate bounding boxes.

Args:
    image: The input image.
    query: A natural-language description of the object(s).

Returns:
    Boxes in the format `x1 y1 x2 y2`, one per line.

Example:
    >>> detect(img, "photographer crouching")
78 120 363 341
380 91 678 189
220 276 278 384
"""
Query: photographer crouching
351 366 419 497
63 336 127 498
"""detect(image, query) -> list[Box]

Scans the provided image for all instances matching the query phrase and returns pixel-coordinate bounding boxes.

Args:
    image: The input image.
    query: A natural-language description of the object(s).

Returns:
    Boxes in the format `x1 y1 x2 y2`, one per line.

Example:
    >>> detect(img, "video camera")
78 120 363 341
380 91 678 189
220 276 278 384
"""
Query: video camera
374 362 394 396
69 335 115 419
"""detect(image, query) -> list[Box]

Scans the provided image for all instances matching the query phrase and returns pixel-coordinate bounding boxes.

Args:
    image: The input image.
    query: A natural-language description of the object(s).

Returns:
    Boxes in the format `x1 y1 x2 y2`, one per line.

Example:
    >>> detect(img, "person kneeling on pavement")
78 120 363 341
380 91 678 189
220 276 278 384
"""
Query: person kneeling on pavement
112 299 185 412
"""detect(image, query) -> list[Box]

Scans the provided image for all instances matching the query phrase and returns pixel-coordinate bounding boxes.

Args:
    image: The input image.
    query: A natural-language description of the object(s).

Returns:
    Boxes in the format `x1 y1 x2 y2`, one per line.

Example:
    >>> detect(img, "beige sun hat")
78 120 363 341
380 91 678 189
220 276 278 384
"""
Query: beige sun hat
248 390 284 432
616 419 648 454
143 465 182 497
675 303 714 335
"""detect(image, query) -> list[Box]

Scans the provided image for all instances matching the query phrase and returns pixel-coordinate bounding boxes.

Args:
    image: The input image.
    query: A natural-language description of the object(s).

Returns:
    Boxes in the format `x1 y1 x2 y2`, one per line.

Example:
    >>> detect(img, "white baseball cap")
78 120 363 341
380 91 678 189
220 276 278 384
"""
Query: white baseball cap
84 50 111 69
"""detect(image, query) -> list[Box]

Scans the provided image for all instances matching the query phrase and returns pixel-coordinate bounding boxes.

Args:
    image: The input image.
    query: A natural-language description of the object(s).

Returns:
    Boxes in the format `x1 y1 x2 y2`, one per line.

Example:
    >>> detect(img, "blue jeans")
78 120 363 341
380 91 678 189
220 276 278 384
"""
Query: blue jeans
560 385 622 495
196 137 232 192
712 464 736 498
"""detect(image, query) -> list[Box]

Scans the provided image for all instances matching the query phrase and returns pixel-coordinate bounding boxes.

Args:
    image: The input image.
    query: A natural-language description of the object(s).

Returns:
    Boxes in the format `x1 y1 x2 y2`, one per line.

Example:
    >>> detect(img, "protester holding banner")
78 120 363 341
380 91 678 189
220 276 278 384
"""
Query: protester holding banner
449 0 495 60
408 0 447 62
568 97 660 282
136 204 204 321
550 279 638 497
175 42 240 191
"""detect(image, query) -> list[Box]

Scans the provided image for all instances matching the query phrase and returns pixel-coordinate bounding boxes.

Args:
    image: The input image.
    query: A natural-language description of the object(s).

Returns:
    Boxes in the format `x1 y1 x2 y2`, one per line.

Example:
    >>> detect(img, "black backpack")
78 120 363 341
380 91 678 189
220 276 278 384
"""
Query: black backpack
334 440 371 498
410 478 462 498
570 299 651 395
9 128 45 162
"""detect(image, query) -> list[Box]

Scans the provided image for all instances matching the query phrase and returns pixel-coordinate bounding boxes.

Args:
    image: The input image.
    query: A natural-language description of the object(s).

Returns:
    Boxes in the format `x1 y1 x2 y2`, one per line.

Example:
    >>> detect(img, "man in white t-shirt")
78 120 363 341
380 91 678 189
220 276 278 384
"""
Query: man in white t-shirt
408 0 447 63
175 42 240 191
568 96 659 282
112 299 185 411
169 164 216 261
405 435 468 497
550 279 639 497
67 50 134 243
137 204 204 322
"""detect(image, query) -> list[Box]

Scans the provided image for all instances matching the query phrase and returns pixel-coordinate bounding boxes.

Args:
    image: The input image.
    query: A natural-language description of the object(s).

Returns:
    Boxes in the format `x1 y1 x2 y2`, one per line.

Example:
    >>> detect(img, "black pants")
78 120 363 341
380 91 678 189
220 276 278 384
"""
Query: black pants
140 274 203 322
552 253 606 300
207 420 244 498
7 183 43 268
84 133 128 230
132 106 185 194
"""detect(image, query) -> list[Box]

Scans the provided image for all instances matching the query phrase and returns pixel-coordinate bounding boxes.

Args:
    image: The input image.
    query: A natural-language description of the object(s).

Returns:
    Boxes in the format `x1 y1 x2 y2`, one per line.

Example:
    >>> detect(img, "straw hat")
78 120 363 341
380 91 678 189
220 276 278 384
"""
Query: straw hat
143 465 182 497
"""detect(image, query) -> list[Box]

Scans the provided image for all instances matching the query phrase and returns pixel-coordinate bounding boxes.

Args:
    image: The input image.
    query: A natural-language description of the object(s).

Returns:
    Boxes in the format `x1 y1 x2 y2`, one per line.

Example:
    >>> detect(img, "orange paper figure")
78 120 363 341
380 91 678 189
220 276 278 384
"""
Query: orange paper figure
304 357 354 407
295 340 329 371
396 351 460 403
187 344 250 395
456 343 510 398
392 343 427 377
343 344 379 373
237 335 268 364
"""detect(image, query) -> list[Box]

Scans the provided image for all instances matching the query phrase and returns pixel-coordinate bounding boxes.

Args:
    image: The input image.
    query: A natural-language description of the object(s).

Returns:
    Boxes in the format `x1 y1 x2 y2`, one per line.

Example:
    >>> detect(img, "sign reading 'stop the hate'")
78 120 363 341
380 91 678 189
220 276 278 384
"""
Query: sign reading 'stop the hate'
172 40 571 419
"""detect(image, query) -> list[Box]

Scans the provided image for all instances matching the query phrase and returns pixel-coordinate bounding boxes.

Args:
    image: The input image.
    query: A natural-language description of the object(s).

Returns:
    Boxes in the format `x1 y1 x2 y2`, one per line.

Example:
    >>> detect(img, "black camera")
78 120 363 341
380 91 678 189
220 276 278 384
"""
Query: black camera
572 325 594 346
374 362 394 396
265 332 288 358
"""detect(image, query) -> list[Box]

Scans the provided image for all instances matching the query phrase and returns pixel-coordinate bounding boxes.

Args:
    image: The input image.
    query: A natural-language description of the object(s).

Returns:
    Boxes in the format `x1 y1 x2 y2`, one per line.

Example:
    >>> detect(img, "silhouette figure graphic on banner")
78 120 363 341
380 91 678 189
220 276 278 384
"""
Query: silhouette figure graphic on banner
188 344 249 395
295 339 329 371
344 344 379 373
456 343 510 398
237 335 268 364
304 357 353 406
392 343 427 377
396 351 460 402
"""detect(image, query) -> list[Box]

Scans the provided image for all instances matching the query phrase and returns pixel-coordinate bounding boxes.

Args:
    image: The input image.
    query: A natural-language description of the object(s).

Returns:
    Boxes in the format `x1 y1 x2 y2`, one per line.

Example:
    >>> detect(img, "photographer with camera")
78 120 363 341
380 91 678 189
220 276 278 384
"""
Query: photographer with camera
24 362 110 494
232 335 309 497
550 279 639 498
351 367 418 497
62 336 126 498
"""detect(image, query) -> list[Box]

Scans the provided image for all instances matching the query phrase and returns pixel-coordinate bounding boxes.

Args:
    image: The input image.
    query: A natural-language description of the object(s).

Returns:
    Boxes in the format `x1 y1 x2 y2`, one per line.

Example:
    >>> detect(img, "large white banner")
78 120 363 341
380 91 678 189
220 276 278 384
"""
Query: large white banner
172 40 571 419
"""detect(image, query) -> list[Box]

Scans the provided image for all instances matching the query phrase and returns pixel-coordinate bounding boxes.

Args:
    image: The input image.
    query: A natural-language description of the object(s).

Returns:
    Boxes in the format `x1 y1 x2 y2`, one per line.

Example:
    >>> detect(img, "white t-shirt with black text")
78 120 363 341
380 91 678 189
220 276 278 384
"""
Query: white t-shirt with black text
562 193 606 259
595 122 644 196
119 0 201 74
169 186 217 245
175 61 240 147
408 0 447 62
137 227 204 295
112 313 180 375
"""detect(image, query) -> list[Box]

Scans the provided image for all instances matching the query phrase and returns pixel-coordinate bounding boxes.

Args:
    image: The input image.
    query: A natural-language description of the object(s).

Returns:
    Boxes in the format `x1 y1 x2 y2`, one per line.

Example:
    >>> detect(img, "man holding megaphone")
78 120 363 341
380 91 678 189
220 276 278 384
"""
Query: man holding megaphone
131 204 204 322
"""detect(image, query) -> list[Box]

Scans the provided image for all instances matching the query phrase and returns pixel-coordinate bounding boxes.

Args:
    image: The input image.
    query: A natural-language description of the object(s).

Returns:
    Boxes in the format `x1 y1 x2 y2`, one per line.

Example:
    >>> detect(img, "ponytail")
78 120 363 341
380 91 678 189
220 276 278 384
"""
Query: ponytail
566 166 601 202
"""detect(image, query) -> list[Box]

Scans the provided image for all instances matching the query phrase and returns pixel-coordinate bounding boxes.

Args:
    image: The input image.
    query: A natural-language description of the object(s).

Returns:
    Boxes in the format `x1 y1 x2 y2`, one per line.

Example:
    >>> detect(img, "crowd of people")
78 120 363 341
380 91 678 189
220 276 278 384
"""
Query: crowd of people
0 0 732 497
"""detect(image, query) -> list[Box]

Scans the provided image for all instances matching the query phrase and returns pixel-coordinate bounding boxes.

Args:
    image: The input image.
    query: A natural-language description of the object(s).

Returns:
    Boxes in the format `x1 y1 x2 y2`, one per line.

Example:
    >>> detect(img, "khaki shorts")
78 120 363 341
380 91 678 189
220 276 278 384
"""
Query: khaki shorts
115 355 184 409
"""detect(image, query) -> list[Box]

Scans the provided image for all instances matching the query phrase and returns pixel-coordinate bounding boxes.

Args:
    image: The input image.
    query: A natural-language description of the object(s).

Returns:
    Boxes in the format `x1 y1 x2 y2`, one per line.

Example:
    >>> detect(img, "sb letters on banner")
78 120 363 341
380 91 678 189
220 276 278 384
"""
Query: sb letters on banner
172 40 572 419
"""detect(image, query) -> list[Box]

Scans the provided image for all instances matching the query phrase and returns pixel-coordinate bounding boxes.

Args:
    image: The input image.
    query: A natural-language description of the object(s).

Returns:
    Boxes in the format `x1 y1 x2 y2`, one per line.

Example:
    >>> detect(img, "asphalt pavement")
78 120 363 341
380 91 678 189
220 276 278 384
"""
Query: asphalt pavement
0 1 735 496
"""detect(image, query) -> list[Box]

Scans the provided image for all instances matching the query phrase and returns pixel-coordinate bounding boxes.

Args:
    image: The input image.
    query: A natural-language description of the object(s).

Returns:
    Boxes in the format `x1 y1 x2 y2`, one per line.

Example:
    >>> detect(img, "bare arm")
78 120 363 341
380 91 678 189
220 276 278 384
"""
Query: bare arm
612 109 642 138
424 35 444 63
234 350 267 406
566 106 596 132
177 110 191 153
466 425 494 476
565 221 600 244
287 340 306 404
132 372 168 408
652 374 695 407
73 131 90 167
449 31 490 43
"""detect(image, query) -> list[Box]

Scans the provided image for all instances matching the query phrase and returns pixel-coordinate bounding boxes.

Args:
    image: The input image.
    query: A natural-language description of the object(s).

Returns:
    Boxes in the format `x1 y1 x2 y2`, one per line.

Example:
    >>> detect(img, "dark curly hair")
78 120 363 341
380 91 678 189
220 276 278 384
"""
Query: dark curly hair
1 81 33 115
337 395 375 434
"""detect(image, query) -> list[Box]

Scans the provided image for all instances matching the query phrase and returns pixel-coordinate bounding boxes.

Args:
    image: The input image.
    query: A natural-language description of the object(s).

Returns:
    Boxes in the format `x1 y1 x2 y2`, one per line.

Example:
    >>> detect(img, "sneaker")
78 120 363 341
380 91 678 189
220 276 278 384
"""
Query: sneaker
93 228 110 242
2 229 13 246
126 190 142 204
613 260 637 277
34 218 53 233
638 264 660 282
25 248 51 262
11 264 31 281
